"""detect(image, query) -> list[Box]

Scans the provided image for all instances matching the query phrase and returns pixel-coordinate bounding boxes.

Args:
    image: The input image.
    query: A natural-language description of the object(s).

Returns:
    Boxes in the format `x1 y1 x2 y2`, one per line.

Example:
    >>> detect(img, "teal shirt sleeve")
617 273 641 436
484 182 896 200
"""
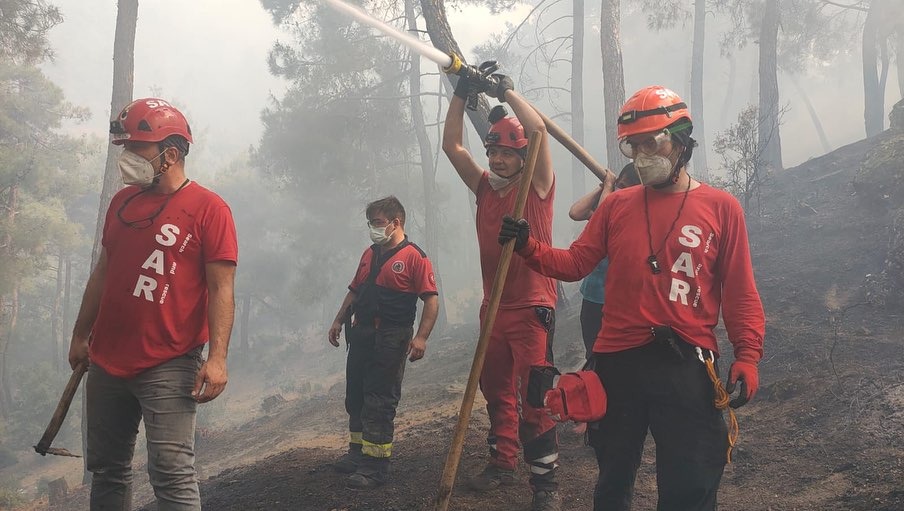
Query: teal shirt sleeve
579 259 609 305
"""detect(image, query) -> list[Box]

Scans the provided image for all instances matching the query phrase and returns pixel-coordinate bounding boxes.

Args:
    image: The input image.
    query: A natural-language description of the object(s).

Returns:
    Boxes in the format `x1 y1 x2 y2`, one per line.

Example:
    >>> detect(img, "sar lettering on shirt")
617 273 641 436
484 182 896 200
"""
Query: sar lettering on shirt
524 183 764 363
475 172 557 309
348 238 438 327
91 182 238 378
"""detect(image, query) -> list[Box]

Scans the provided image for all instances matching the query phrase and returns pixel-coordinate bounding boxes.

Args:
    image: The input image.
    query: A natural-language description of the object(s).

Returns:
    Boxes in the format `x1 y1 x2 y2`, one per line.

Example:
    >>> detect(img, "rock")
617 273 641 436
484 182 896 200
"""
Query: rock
890 98 904 131
261 393 287 413
48 477 68 506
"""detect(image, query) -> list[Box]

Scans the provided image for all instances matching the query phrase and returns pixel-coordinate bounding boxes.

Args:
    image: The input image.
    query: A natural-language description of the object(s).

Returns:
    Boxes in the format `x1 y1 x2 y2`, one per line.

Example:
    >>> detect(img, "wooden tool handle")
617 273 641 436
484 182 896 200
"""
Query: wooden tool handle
532 106 614 183
434 130 544 510
34 362 87 456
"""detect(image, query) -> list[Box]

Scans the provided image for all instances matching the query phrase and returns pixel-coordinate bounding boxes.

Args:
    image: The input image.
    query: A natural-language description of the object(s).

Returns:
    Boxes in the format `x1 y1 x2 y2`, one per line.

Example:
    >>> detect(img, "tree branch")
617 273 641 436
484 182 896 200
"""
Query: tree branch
820 0 868 12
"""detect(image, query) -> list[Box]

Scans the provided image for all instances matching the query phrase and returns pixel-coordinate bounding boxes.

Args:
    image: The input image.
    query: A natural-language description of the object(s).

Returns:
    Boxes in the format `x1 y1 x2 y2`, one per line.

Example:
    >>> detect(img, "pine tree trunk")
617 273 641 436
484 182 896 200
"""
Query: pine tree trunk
406 0 446 332
690 0 708 180
419 0 491 138
571 0 586 208
599 0 628 171
720 55 735 129
0 286 19 413
0 183 19 418
63 255 72 351
52 249 65 371
896 32 904 99
91 0 138 268
758 0 783 171
863 0 885 137
0 294 6 419
790 75 832 153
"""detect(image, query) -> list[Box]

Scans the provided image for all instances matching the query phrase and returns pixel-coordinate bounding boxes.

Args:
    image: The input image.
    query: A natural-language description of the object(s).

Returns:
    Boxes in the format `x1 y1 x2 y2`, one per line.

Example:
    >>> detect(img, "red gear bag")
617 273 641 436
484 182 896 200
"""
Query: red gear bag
543 370 607 423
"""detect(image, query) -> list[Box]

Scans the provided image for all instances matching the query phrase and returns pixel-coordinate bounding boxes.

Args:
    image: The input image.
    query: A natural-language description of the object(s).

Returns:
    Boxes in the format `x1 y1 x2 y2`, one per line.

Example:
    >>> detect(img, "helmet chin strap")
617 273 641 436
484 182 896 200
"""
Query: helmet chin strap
149 153 171 186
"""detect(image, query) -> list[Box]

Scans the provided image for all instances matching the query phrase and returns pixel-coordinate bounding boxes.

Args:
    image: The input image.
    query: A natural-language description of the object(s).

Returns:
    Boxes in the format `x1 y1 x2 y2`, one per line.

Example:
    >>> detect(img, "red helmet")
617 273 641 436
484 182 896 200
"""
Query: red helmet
617 86 691 139
484 116 528 151
110 98 193 145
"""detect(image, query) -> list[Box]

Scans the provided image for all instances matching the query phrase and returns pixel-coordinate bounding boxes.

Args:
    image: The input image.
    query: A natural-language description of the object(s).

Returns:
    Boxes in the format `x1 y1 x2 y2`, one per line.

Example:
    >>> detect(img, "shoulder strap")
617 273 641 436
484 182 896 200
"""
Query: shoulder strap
364 239 411 287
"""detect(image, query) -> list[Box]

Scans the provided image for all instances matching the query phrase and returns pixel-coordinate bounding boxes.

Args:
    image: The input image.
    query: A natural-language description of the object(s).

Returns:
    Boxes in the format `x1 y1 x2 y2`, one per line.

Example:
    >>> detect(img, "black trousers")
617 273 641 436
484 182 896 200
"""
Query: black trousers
589 341 728 511
345 324 413 458
580 299 604 359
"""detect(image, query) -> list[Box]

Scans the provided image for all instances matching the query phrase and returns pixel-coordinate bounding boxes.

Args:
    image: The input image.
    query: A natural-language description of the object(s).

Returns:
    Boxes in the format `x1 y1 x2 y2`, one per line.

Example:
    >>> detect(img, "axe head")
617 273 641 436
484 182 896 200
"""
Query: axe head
34 445 82 457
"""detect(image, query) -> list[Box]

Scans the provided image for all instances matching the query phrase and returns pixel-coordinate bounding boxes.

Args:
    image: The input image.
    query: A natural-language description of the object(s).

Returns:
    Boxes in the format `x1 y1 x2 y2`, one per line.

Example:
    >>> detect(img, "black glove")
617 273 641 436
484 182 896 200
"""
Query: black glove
486 74 514 102
498 215 530 250
453 75 477 99
725 361 758 409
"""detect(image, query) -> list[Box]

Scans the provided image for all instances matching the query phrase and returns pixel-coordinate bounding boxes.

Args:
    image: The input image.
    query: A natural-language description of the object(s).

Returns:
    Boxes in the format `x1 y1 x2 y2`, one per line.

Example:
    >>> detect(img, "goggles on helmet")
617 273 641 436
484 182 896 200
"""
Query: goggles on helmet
618 130 671 159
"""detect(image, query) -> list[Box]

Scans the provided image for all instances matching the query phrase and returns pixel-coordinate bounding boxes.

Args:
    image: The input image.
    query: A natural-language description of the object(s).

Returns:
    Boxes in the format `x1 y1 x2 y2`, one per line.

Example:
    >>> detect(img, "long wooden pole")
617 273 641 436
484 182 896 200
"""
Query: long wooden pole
532 106 613 184
434 130 543 511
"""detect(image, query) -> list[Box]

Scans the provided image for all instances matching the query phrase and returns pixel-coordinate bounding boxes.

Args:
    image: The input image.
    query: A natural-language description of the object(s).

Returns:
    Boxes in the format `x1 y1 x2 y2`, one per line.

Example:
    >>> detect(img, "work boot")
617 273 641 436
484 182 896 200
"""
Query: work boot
345 471 385 490
466 464 515 492
346 456 388 490
531 490 562 511
332 447 363 474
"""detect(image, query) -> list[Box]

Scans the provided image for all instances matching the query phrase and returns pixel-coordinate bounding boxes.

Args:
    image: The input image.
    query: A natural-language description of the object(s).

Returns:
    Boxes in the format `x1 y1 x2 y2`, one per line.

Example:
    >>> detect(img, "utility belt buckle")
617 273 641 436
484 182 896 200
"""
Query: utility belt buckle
651 325 685 361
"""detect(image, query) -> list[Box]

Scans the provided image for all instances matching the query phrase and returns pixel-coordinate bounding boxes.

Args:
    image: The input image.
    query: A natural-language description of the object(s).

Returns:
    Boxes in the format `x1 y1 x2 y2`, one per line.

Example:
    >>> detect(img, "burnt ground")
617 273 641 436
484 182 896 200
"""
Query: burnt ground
24 130 904 510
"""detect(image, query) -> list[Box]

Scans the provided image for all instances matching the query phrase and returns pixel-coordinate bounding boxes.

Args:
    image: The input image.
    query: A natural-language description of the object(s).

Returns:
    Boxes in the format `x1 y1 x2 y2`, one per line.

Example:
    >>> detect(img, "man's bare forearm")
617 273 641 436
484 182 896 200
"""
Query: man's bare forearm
415 295 439 340
334 290 356 324
207 263 236 362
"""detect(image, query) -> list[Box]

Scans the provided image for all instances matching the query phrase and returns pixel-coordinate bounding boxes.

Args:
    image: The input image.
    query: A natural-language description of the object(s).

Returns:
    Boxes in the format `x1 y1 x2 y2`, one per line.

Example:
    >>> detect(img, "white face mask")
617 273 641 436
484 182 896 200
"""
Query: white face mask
118 149 165 187
369 224 394 245
488 170 522 191
633 153 675 187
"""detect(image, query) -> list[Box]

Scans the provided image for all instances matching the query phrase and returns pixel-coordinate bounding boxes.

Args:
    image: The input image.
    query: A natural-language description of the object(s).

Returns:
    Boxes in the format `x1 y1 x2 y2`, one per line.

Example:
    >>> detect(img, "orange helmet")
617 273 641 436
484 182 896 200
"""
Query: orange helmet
617 86 691 139
484 105 528 151
110 98 193 145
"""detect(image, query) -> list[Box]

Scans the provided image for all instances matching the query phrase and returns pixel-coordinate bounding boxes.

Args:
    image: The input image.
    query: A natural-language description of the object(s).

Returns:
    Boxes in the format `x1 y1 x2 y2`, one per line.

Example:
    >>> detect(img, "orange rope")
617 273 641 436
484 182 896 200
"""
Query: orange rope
703 357 739 463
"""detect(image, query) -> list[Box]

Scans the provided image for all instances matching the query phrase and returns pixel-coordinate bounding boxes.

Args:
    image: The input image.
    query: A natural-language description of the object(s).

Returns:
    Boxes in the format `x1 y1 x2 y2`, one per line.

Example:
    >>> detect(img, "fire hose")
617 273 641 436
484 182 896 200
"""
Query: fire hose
323 0 614 184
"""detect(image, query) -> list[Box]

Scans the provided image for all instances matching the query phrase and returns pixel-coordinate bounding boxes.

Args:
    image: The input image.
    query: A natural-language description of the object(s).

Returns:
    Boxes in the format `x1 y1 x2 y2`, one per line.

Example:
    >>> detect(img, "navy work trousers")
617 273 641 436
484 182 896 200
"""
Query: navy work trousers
589 340 728 511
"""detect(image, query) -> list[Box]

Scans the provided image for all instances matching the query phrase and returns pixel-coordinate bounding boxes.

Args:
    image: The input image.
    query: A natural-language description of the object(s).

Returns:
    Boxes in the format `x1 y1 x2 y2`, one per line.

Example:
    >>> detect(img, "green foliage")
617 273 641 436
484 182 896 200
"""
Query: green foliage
635 0 692 31
3 362 77 446
713 104 772 213
712 0 859 71
0 4 97 417
0 0 63 65
0 61 92 296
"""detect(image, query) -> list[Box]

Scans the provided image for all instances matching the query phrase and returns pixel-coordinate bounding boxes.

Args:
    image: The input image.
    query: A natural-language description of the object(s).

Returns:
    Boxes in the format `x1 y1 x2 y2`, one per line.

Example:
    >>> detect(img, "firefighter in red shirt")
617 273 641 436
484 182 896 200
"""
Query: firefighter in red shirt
443 71 561 511
328 196 439 489
68 98 237 510
500 86 765 511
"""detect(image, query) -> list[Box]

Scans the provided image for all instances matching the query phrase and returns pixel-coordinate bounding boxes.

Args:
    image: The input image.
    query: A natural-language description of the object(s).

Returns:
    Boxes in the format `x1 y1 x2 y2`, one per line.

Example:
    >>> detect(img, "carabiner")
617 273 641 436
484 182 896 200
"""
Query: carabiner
695 346 714 364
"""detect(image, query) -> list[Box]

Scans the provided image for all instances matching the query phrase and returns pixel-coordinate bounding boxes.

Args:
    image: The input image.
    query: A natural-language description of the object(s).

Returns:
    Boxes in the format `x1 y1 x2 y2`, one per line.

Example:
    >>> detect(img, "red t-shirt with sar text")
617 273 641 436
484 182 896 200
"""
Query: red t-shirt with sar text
521 183 764 364
91 181 238 378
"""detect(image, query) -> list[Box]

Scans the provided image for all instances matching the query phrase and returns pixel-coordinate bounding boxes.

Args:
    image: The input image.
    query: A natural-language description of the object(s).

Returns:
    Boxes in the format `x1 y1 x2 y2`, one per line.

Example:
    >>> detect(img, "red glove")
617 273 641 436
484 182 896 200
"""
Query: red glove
726 361 758 408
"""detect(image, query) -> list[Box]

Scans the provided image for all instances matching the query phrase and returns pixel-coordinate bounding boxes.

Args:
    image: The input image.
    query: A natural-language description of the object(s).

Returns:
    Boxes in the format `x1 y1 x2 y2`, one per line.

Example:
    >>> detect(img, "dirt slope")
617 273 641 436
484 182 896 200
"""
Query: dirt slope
33 129 904 511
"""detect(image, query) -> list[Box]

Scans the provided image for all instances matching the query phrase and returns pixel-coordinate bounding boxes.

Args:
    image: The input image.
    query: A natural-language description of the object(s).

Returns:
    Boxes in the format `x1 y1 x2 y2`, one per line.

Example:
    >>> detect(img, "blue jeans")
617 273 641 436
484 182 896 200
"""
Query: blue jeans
86 348 202 511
